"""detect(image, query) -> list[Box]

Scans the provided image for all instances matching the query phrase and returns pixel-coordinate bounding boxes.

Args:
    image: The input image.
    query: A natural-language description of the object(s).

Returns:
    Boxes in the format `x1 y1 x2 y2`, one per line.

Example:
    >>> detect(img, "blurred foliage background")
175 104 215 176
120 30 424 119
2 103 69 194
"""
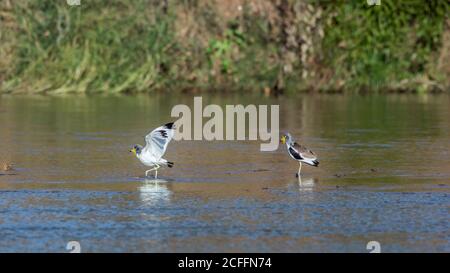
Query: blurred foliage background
0 0 448 94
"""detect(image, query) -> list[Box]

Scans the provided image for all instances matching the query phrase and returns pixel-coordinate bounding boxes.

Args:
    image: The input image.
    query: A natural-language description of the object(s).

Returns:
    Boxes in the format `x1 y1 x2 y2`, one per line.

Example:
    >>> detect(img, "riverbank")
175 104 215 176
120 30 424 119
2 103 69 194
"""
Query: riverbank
0 0 448 95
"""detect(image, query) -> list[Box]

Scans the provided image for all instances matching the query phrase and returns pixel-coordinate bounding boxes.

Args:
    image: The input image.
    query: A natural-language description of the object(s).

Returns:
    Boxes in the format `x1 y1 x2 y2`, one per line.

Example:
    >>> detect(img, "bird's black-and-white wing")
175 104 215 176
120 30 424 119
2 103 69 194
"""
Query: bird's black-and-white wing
288 146 303 160
144 122 175 160
288 142 319 166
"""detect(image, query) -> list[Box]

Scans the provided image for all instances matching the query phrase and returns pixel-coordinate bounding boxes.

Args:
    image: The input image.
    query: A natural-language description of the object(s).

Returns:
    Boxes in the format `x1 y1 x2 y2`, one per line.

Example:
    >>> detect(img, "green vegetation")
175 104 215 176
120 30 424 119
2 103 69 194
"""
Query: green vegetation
322 0 448 92
0 0 448 94
2 0 174 93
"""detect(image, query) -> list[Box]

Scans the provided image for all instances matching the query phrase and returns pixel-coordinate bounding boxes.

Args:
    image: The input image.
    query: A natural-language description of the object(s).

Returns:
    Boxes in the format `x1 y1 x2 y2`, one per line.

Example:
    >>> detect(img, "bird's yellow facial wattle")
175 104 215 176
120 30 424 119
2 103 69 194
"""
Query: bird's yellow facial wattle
130 148 137 155
280 135 286 144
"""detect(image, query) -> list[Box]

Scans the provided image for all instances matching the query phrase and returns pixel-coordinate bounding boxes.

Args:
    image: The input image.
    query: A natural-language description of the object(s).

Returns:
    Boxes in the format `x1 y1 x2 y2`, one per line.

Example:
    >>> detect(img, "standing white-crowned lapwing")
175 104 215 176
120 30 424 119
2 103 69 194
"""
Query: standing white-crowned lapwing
280 133 319 177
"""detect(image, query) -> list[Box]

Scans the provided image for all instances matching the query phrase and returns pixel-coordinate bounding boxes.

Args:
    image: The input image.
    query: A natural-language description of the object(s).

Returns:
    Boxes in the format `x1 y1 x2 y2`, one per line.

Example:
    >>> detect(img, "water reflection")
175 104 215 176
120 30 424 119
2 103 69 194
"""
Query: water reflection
138 179 171 207
297 176 316 192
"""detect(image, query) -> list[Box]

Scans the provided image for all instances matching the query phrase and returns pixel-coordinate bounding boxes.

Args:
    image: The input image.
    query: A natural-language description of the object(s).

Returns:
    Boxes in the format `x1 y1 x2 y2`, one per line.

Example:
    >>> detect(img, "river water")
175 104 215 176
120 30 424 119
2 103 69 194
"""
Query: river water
0 94 449 252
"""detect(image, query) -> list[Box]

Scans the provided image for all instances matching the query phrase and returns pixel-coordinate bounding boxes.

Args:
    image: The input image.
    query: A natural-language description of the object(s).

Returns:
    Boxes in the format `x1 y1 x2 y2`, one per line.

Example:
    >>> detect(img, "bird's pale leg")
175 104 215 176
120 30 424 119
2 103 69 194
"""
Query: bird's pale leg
154 164 161 179
297 162 302 177
145 166 157 177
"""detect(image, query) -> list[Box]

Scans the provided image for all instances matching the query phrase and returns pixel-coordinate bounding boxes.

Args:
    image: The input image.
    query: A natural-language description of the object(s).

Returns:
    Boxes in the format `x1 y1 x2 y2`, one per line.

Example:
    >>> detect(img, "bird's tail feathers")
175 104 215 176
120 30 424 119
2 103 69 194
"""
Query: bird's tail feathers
167 161 174 168
304 159 319 167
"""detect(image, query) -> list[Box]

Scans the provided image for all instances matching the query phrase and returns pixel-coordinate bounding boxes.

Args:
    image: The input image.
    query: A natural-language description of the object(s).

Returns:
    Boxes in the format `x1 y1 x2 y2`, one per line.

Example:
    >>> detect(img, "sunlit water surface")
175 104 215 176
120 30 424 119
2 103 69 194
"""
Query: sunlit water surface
0 94 449 252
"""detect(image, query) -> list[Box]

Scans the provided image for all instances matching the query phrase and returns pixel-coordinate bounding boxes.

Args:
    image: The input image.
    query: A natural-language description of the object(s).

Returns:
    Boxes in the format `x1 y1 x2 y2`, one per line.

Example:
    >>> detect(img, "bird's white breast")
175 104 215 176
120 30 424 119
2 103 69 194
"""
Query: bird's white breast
137 152 158 166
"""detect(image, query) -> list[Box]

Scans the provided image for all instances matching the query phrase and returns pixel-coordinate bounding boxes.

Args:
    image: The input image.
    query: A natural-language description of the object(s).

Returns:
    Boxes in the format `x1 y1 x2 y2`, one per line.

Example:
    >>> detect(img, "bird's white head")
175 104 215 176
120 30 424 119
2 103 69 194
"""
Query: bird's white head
280 133 294 145
129 144 143 156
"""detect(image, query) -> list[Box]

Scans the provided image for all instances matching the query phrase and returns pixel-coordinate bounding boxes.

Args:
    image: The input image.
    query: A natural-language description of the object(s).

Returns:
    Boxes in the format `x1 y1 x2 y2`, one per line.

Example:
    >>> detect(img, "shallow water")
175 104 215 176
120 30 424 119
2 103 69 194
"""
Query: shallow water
0 94 449 252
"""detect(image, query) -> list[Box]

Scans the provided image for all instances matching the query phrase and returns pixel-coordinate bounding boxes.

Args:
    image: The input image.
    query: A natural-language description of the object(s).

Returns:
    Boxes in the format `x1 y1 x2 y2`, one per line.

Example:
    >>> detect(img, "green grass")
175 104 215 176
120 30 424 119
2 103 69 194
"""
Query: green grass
5 0 174 94
0 0 448 94
322 0 448 92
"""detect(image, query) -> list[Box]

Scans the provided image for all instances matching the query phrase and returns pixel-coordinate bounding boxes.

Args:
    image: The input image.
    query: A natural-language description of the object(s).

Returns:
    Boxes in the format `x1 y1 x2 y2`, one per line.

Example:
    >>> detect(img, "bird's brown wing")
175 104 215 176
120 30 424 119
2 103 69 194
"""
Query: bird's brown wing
292 142 316 159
